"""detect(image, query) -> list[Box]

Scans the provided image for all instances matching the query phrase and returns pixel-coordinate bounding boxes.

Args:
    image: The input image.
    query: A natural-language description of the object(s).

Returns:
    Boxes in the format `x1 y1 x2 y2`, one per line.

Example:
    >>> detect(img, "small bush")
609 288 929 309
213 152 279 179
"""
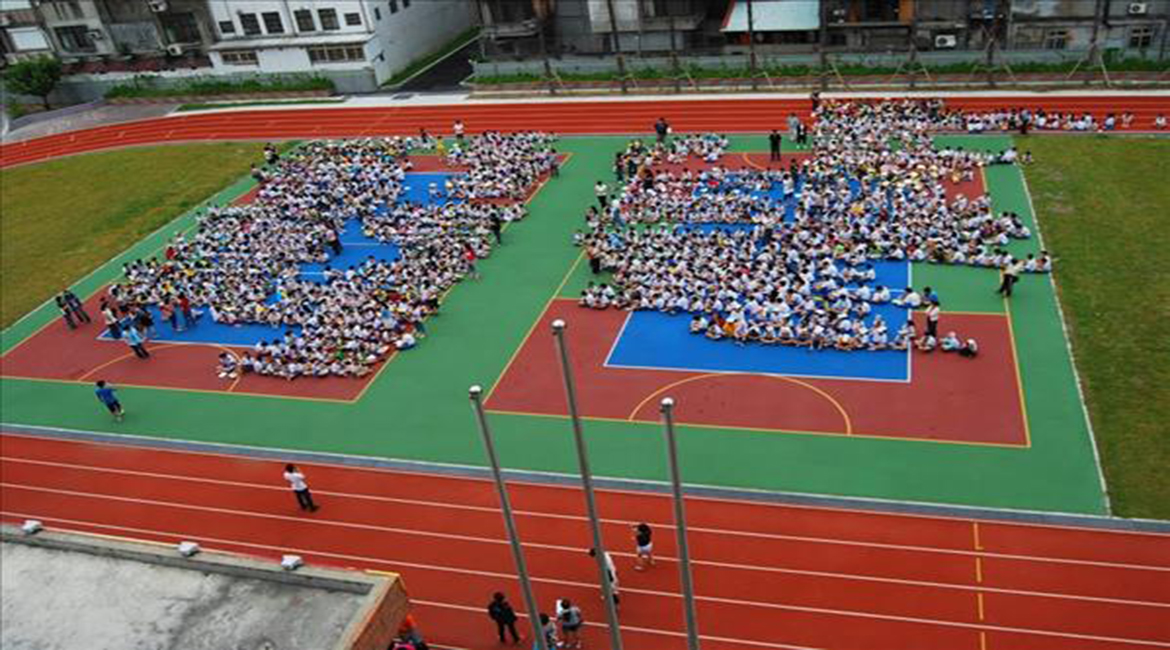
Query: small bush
106 74 333 99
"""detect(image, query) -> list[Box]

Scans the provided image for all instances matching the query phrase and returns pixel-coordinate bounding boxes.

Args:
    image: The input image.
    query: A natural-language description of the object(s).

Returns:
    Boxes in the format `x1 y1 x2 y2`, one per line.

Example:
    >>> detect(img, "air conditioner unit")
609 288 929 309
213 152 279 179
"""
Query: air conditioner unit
934 34 958 49
1127 2 1148 15
166 43 184 56
148 0 168 13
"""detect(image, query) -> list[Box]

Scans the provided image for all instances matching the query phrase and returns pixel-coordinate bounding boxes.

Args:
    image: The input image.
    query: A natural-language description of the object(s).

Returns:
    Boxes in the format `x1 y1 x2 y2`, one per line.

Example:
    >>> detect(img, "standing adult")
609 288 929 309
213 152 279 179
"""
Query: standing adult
654 117 670 144
55 294 77 330
924 300 941 340
594 180 610 210
768 129 782 162
124 324 150 359
556 599 584 650
588 547 620 609
283 463 319 512
453 119 466 142
101 300 123 339
178 294 197 330
136 306 157 340
489 213 503 245
94 380 124 422
62 289 91 324
998 257 1022 297
787 113 801 141
487 592 521 645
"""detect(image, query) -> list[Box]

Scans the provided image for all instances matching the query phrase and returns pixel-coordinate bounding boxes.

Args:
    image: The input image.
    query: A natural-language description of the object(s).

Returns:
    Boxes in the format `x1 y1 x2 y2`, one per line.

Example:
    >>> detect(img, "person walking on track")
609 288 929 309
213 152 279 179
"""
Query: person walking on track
633 522 655 571
94 380 124 422
283 463 319 512
588 547 620 609
487 592 521 644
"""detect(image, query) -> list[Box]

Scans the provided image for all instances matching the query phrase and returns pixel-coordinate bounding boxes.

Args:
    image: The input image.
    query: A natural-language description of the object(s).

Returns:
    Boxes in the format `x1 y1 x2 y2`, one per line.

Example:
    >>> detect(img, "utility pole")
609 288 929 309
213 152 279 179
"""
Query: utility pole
1085 0 1105 85
746 0 759 90
818 0 829 91
604 0 628 93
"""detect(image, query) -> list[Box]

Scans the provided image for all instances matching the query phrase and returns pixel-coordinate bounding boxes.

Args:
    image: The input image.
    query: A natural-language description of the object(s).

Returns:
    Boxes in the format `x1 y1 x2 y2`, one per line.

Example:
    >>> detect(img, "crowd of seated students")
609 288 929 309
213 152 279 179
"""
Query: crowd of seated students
111 133 551 380
577 99 1053 354
445 131 560 199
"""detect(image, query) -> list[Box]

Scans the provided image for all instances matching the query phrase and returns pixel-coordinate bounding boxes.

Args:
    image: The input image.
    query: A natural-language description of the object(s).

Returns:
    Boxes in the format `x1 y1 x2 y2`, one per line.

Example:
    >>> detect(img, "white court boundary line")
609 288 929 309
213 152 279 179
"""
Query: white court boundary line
3 427 1164 536
3 461 1169 579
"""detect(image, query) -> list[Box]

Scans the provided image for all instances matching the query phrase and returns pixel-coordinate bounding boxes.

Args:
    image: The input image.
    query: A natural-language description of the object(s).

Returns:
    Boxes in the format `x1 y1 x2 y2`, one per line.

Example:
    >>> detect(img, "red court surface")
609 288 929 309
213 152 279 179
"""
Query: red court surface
0 292 379 402
2 432 1168 650
486 299 1027 446
2 95 1168 169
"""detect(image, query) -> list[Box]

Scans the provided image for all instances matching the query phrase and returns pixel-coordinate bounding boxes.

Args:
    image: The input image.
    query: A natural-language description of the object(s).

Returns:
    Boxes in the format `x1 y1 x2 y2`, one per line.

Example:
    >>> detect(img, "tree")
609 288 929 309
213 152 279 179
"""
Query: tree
3 56 63 110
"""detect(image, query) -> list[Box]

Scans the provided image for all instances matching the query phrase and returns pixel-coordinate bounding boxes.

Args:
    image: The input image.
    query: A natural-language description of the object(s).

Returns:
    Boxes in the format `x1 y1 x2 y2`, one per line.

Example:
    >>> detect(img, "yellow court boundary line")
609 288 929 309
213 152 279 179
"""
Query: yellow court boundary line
483 250 584 403
625 371 854 435
1002 298 1033 448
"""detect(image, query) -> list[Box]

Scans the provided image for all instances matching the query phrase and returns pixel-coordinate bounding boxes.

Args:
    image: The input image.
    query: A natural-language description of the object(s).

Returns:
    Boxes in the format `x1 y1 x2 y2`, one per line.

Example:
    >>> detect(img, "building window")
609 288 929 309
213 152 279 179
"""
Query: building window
319 8 340 30
389 0 399 14
374 7 381 20
1129 25 1154 49
1044 29 1069 50
262 12 284 34
239 13 262 36
54 25 94 52
161 13 201 44
307 44 366 63
345 12 362 26
221 49 258 65
49 1 84 21
294 9 316 32
218 20 236 35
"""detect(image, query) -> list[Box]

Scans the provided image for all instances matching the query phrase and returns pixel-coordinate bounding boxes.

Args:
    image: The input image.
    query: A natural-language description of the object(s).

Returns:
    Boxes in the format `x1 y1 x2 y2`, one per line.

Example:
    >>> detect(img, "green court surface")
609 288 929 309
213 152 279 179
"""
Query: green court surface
0 135 1107 515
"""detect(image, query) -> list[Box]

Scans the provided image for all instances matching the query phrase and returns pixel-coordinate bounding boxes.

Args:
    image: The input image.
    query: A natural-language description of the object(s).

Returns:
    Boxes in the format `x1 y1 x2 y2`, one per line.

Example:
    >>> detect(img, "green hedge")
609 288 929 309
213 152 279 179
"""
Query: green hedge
106 74 333 99
474 55 1168 85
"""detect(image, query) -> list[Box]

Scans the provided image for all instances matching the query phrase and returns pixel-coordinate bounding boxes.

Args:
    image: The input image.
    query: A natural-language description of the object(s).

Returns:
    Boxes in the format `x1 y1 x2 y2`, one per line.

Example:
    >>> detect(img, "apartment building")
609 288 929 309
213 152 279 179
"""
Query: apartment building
474 0 1167 57
206 0 473 85
2 0 475 91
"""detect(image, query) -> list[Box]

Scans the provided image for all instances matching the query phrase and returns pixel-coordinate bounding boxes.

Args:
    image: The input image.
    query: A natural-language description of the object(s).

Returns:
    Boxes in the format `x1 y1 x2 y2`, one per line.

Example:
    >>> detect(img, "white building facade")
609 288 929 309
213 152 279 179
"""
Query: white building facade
205 0 474 86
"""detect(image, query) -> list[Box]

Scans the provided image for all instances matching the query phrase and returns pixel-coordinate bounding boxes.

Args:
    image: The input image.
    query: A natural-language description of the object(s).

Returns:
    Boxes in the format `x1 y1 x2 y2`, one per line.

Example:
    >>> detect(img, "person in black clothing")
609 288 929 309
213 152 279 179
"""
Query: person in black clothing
768 130 782 162
55 294 77 330
62 289 91 323
487 592 521 644
489 213 503 245
654 117 670 144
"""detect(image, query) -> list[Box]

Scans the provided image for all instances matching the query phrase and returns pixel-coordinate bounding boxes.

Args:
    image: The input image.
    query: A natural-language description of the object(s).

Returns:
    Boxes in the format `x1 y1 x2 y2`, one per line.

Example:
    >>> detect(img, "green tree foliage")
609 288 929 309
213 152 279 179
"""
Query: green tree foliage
3 56 63 110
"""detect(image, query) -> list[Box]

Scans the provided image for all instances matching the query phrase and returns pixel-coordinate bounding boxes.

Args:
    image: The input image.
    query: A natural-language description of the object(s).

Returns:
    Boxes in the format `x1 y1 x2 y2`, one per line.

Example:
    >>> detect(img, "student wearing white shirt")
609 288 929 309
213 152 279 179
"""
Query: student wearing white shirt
588 547 620 608
283 463 319 512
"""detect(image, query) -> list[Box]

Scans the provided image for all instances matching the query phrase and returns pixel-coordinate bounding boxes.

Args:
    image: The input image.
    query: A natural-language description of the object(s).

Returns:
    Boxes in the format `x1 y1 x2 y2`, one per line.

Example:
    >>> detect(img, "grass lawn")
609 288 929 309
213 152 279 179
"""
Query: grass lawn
1021 135 1170 520
0 143 267 328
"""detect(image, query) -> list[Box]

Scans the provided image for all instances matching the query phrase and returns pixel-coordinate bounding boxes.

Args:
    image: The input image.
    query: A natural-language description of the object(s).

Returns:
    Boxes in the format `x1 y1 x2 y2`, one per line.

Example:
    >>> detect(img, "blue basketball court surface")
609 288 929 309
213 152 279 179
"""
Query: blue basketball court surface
604 260 913 382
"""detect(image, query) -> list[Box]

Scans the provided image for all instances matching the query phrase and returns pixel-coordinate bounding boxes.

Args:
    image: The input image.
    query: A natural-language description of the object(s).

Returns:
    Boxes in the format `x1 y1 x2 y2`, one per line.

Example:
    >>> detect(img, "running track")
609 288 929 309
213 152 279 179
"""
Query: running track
2 95 1169 168
3 433 1168 650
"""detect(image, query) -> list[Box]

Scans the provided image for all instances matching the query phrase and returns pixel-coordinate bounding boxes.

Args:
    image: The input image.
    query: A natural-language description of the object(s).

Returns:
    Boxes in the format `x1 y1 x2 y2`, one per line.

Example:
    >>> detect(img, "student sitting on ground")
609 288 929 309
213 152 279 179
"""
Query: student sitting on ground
916 333 938 352
960 338 979 358
893 287 922 308
940 331 963 352
217 352 239 379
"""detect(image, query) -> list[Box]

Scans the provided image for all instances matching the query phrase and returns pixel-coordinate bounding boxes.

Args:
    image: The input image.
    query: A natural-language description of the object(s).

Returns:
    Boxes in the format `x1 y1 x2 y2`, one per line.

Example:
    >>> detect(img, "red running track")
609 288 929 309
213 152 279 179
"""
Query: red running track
2 95 1169 168
2 432 1168 650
